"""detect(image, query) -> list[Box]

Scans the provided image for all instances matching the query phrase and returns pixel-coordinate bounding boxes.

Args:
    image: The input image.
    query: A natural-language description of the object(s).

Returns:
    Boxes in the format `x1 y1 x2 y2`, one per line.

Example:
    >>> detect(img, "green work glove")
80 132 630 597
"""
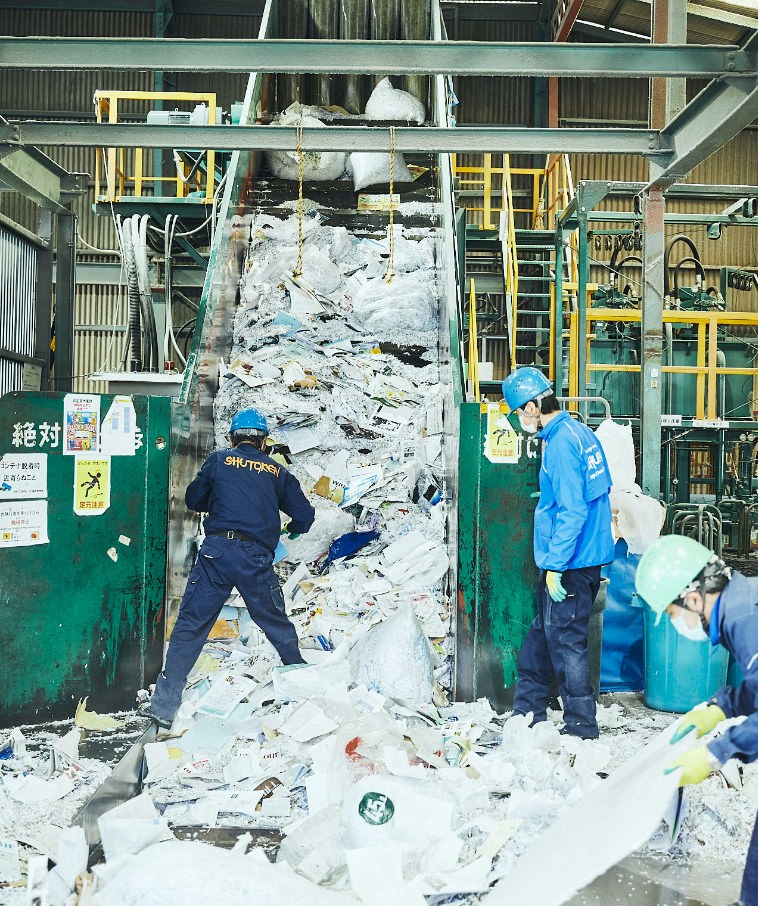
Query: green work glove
670 704 726 743
287 532 301 541
545 570 567 602
664 745 720 786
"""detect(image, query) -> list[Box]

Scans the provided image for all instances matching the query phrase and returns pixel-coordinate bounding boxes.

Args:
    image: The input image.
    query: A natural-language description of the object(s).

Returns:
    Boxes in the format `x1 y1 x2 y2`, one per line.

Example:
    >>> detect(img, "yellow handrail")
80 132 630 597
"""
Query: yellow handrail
94 89 218 204
502 157 519 371
468 278 480 402
579 308 758 420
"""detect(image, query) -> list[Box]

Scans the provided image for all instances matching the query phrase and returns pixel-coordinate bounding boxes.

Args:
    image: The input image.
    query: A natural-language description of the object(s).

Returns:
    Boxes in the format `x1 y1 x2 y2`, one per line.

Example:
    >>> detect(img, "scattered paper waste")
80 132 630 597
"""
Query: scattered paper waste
75 697 126 731
97 793 174 863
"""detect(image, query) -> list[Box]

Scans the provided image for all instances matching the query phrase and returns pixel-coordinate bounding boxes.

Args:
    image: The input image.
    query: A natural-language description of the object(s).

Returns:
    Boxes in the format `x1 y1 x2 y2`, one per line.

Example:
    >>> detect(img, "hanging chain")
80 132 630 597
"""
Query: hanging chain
293 122 304 279
383 125 396 284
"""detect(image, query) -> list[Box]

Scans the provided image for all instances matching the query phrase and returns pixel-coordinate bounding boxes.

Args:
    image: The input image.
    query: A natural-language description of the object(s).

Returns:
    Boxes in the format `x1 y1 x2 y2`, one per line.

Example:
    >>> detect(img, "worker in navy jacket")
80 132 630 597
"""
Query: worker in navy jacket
503 367 614 739
142 407 315 728
637 535 758 906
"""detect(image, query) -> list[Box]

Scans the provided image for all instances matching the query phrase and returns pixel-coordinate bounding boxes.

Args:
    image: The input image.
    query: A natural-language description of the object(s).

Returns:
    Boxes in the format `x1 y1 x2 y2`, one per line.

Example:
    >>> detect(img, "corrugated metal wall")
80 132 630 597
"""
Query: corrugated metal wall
0 7 755 391
0 223 37 397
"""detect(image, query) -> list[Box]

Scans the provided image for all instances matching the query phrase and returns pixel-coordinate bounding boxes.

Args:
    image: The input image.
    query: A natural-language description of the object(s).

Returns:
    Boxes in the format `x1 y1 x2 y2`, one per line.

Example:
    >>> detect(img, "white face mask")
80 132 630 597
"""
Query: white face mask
518 411 539 434
671 612 709 643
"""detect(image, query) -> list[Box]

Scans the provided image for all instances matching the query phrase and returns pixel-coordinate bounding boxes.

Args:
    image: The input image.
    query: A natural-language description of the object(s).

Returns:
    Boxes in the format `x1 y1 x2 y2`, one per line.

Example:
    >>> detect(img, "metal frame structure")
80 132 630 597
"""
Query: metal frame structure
0 149 85 392
0 38 751 75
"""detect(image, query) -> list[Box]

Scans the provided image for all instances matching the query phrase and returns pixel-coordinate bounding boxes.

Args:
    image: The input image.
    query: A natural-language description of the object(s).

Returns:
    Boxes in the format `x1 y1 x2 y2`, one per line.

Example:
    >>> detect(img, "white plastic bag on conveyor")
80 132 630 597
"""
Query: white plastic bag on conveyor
364 77 426 124
611 487 664 555
285 509 355 564
278 244 343 296
348 603 436 705
348 151 413 192
350 274 437 333
265 113 346 182
594 418 636 491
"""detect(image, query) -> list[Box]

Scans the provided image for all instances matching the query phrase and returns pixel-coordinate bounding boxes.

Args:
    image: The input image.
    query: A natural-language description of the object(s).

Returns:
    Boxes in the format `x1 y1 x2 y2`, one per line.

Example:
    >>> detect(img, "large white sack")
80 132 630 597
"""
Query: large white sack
364 77 426 124
351 274 437 333
285 509 355 564
611 487 664 555
594 418 636 491
265 114 346 182
348 603 436 704
348 151 413 192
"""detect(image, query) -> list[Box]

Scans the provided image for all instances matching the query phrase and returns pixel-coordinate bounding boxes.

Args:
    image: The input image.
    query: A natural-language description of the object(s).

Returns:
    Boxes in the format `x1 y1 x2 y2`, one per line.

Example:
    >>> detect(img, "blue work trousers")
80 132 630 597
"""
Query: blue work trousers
512 566 601 739
151 535 304 721
743 811 758 905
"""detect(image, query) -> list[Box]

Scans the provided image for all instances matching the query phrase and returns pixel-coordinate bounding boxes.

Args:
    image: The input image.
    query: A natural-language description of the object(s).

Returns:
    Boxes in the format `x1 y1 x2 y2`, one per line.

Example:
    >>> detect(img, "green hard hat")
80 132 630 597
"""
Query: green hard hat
635 535 714 624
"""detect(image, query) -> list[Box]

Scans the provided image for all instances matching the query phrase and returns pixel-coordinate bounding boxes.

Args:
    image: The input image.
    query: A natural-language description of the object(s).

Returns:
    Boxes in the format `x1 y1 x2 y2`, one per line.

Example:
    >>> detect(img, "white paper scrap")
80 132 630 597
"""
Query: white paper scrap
279 702 338 743
0 837 21 883
488 724 694 906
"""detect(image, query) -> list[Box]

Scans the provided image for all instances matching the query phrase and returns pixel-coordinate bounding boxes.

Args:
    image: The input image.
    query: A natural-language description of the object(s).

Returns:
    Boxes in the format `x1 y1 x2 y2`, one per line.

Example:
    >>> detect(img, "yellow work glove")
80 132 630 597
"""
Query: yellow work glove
545 571 567 602
664 745 720 786
670 704 726 743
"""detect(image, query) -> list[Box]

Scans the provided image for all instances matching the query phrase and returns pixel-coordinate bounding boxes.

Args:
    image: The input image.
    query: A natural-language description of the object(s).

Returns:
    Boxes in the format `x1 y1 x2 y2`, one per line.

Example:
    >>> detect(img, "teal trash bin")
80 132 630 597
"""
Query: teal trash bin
727 653 744 688
643 606 729 713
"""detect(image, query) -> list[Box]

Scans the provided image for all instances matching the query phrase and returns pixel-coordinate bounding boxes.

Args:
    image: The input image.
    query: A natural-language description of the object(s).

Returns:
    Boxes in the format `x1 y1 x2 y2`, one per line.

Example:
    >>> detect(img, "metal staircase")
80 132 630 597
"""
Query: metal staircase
512 228 554 371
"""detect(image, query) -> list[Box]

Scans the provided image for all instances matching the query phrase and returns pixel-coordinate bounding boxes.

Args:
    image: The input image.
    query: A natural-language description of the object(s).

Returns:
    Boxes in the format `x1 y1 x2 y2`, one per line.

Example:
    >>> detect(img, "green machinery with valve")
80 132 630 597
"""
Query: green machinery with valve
0 391 171 726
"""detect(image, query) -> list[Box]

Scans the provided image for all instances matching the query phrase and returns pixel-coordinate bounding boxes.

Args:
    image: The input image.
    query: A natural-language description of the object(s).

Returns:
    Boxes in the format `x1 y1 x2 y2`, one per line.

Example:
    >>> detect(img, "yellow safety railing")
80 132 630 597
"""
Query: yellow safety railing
572 309 758 420
468 278 480 402
94 90 218 204
501 157 520 371
453 152 577 378
452 153 544 231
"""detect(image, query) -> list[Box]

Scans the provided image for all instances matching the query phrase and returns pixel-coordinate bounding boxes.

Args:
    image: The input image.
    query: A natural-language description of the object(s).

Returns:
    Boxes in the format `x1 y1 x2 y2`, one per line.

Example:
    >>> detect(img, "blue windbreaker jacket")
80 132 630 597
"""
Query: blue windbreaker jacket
533 411 615 572
709 571 758 765
185 445 315 552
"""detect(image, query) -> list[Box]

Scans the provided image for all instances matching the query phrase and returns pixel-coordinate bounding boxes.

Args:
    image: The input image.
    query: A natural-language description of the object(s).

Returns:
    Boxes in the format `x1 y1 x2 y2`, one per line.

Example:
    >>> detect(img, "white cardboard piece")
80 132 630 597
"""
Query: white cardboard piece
488 724 693 906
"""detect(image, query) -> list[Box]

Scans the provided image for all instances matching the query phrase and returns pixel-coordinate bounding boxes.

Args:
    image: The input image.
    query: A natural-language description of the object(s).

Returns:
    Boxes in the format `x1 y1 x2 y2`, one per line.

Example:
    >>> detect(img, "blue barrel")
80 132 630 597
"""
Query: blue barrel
643 607 729 712
727 653 744 688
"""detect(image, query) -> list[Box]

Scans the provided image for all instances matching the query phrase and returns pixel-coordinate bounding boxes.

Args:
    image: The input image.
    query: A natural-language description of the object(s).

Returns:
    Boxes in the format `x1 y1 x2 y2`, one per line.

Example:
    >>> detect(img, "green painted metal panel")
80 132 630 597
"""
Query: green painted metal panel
0 391 170 727
456 403 539 711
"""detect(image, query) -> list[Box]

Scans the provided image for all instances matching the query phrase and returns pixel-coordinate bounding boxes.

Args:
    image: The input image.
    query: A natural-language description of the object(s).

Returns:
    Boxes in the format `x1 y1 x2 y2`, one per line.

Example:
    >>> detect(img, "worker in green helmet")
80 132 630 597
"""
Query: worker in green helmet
636 534 758 906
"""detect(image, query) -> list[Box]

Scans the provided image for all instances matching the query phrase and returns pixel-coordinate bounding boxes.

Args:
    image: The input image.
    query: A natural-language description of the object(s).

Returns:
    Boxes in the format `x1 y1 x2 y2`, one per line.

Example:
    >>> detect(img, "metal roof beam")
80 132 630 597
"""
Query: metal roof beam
649 72 758 188
0 37 752 77
0 147 85 212
0 121 672 156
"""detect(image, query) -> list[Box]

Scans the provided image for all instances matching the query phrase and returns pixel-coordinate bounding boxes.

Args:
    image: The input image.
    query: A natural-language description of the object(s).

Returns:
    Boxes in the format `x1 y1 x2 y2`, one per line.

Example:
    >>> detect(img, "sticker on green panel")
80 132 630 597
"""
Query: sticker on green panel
0 500 48 546
484 403 521 464
64 394 101 455
74 454 111 515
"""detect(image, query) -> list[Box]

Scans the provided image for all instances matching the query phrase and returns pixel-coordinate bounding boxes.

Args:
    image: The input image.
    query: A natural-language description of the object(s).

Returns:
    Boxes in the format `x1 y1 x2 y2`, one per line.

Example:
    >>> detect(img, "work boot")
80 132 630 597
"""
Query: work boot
560 726 600 741
137 701 173 730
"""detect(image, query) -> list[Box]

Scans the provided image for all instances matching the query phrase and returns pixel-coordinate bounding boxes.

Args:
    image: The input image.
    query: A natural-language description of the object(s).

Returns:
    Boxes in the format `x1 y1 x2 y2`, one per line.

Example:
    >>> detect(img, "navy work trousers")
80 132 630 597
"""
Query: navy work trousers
743 810 758 905
512 565 601 739
151 534 304 721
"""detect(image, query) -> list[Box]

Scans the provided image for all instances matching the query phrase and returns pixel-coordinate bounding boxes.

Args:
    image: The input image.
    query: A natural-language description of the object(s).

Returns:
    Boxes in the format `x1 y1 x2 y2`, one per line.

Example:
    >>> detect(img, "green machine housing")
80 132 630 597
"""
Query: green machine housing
0 391 170 726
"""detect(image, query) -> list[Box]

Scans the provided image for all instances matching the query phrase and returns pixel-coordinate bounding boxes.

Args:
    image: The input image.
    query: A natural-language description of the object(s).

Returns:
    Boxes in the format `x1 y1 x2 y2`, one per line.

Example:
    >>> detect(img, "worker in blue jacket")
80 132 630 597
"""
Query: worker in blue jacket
637 535 758 906
141 406 315 729
502 367 615 739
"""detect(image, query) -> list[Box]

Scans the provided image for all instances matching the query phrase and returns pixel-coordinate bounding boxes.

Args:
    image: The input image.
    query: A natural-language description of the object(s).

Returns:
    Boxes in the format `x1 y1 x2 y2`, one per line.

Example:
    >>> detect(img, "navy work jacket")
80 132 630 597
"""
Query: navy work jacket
709 571 758 765
186 444 315 552
534 411 615 573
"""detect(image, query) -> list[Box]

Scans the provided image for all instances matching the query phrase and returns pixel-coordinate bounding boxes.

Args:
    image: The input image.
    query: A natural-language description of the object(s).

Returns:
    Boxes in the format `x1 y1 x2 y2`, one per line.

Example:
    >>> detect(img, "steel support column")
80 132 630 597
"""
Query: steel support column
640 188 665 497
53 208 77 392
650 0 687 130
577 211 589 398
35 209 54 390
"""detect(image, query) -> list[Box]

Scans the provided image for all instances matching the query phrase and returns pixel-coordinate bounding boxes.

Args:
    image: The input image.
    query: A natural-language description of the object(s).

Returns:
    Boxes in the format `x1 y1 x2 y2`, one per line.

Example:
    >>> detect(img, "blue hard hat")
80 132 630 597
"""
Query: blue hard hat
230 407 268 434
501 367 553 411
